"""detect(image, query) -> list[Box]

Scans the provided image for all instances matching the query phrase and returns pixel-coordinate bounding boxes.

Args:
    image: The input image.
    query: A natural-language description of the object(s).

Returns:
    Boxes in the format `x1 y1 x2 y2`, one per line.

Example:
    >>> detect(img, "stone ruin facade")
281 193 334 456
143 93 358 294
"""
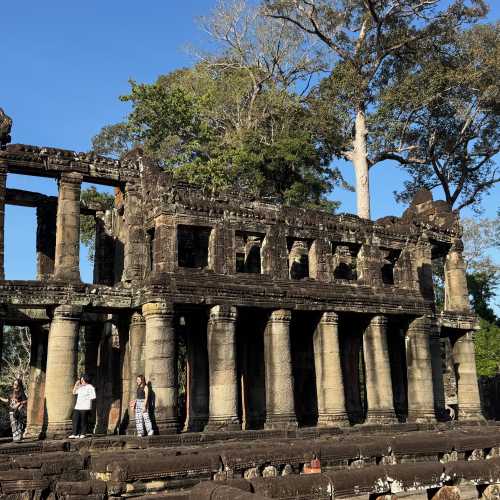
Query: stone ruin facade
1 141 499 500
0 142 484 440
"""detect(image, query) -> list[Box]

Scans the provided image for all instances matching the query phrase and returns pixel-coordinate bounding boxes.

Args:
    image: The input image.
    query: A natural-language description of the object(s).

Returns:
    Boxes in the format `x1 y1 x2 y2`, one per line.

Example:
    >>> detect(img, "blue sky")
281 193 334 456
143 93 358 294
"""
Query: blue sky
1 0 499 287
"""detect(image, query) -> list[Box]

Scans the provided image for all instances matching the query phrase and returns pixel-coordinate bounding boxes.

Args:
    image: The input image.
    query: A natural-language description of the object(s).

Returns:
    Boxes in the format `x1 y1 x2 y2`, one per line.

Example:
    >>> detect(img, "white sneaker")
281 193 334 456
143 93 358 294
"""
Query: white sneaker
79 434 86 438
68 435 77 439
147 430 154 436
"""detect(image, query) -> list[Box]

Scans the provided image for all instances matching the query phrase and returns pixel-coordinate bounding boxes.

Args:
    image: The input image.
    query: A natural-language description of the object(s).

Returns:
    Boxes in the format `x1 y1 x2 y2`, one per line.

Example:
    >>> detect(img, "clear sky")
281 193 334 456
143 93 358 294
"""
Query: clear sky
1 0 499 287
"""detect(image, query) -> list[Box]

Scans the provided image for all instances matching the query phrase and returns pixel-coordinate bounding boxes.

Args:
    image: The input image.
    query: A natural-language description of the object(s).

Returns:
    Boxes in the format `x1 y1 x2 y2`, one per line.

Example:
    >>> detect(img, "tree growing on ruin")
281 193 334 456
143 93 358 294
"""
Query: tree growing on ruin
93 63 344 211
460 214 500 376
93 0 348 211
263 0 488 218
372 23 500 212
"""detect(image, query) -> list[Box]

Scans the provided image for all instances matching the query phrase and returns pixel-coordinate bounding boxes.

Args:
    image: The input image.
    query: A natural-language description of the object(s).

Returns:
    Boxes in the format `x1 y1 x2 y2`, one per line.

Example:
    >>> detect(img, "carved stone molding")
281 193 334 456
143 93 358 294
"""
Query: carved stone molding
142 302 173 318
130 311 145 324
269 309 292 323
320 311 339 325
208 304 237 322
52 304 82 320
370 314 388 328
59 171 83 186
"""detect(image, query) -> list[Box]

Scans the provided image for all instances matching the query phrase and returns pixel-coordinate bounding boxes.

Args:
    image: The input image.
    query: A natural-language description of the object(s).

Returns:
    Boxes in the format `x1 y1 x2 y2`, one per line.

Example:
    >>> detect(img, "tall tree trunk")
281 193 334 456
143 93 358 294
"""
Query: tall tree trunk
353 108 370 219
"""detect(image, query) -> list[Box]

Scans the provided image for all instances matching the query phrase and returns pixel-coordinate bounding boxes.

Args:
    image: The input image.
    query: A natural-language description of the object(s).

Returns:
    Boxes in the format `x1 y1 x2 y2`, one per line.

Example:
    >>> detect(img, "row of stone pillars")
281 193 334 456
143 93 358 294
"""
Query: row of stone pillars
29 302 483 437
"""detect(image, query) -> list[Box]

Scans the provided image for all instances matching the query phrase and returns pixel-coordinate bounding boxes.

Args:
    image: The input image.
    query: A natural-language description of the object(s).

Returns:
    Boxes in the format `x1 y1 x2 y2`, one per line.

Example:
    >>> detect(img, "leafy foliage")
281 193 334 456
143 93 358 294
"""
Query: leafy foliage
468 271 499 324
93 63 343 210
263 0 488 217
373 23 499 211
80 187 115 262
475 319 500 377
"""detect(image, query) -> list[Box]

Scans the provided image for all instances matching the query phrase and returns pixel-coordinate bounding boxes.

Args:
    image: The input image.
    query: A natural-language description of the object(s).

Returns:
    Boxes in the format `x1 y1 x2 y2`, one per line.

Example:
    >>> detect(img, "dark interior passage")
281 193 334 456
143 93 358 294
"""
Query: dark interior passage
339 314 367 424
236 308 267 430
387 316 409 422
179 307 209 432
290 311 320 427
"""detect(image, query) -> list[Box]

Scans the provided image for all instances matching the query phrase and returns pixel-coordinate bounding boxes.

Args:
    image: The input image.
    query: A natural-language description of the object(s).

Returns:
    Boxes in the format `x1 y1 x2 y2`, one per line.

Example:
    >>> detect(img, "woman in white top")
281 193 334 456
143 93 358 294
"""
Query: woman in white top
69 373 96 438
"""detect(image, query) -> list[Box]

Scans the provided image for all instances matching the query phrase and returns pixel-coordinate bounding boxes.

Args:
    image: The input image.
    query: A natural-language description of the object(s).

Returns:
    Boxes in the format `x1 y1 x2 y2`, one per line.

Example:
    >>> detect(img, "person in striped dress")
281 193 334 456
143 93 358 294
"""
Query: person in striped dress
129 375 154 436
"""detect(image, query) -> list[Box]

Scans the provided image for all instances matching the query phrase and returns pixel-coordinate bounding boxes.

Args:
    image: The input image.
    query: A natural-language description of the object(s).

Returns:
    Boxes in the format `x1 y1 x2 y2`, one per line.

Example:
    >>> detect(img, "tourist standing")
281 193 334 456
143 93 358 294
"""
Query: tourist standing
69 374 96 438
129 375 154 436
0 378 28 442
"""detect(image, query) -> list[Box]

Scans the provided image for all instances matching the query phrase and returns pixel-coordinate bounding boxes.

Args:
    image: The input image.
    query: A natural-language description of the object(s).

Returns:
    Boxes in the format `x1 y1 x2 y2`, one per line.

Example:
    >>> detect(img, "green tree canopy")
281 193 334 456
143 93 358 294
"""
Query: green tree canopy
80 186 115 262
263 0 487 218
372 22 499 212
93 62 345 210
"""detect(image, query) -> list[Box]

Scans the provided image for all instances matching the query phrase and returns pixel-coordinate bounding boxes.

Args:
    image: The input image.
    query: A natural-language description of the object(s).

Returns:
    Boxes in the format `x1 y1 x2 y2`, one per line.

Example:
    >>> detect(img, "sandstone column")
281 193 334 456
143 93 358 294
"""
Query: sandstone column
153 215 176 275
53 172 82 281
264 309 298 429
45 305 81 436
313 312 349 426
36 200 57 280
444 240 470 312
453 331 483 420
143 302 178 433
25 323 49 438
363 315 397 423
205 305 240 431
123 182 145 283
128 312 146 433
0 161 6 280
119 319 131 431
406 316 436 422
415 233 434 300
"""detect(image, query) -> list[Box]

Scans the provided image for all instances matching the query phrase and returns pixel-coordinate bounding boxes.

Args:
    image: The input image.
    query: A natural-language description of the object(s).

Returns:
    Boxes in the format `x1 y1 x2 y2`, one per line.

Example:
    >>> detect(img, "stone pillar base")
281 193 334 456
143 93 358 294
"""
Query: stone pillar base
264 414 298 430
364 410 398 425
204 417 241 432
46 421 73 439
317 413 350 427
155 417 179 435
458 409 485 422
407 410 436 424
24 425 44 440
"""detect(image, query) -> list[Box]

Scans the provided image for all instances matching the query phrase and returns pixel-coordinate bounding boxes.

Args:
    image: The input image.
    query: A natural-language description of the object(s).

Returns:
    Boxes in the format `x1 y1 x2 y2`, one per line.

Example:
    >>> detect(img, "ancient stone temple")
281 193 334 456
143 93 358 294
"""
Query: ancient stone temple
0 143 483 440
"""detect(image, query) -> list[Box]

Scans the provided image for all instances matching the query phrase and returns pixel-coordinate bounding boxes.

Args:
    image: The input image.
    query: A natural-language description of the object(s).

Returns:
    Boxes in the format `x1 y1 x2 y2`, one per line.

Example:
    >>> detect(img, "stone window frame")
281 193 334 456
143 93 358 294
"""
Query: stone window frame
176 223 215 271
330 241 362 283
286 236 314 281
234 230 266 275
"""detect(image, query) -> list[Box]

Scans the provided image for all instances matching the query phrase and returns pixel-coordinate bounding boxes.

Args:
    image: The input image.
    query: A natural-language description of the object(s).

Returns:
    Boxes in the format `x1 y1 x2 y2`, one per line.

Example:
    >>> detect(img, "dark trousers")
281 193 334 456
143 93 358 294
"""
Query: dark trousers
72 409 90 435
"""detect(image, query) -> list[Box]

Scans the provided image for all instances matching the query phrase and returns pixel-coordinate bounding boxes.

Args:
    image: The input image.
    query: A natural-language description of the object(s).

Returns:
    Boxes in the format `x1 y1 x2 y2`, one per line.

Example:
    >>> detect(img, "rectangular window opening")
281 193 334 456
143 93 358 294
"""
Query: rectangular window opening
381 248 402 285
235 231 265 274
287 237 312 280
177 225 212 269
81 183 117 285
5 174 58 281
332 242 361 281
